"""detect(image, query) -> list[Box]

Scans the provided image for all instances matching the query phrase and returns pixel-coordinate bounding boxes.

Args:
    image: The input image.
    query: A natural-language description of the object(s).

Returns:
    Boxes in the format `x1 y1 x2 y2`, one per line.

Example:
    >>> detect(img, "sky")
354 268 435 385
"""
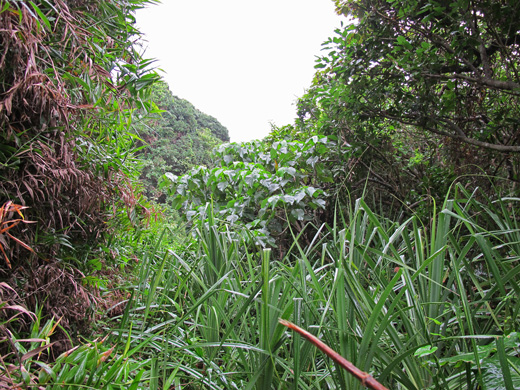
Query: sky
136 1 344 143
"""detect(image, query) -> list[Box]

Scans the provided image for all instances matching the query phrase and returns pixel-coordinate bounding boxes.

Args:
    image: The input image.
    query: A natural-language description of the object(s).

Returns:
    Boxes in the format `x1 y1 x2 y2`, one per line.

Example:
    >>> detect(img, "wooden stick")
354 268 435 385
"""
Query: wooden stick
279 319 390 390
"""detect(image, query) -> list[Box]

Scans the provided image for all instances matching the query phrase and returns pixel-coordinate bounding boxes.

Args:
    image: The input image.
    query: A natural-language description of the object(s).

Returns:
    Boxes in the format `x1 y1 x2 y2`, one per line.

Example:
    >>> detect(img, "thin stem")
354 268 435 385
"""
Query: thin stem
279 319 390 390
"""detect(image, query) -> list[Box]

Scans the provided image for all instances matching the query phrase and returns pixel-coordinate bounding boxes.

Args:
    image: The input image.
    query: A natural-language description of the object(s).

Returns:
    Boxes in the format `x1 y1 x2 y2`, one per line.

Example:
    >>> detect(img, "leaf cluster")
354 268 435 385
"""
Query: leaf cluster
162 136 337 248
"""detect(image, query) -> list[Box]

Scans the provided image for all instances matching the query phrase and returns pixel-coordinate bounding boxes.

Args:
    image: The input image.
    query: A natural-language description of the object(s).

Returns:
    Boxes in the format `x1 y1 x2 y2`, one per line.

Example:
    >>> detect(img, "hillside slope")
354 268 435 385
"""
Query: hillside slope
137 81 230 199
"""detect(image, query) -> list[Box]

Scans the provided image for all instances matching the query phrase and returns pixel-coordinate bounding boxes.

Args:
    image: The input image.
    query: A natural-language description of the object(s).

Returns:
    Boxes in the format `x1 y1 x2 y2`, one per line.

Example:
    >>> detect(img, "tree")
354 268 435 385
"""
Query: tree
135 81 230 199
298 0 520 209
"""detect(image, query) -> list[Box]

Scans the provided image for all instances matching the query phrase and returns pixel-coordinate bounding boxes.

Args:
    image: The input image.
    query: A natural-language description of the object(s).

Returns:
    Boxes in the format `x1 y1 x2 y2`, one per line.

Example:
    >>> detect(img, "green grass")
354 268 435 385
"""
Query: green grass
3 187 519 389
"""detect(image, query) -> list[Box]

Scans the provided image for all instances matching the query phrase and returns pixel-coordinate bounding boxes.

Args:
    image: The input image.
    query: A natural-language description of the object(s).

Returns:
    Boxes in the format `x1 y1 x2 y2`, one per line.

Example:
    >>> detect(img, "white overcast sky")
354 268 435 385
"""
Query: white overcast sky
136 1 343 143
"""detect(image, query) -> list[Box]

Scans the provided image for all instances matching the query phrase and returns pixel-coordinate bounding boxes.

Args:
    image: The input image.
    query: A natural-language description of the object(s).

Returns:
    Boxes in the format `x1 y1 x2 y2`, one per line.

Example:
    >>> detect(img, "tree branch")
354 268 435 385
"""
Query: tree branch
440 119 520 152
374 110 520 153
422 73 520 92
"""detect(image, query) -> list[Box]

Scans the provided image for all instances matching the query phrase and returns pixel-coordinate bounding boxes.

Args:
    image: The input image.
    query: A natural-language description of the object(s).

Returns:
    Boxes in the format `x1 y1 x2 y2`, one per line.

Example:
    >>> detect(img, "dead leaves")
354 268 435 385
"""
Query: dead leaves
0 202 35 269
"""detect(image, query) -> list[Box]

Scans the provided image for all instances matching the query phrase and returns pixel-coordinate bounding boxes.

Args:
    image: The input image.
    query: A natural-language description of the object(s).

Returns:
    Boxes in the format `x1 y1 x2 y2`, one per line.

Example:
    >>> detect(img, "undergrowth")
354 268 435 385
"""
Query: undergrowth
1 186 519 389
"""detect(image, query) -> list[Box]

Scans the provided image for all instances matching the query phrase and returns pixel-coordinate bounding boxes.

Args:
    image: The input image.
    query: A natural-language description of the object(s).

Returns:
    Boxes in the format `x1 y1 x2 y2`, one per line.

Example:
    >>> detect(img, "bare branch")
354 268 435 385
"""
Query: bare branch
422 73 520 92
279 319 390 390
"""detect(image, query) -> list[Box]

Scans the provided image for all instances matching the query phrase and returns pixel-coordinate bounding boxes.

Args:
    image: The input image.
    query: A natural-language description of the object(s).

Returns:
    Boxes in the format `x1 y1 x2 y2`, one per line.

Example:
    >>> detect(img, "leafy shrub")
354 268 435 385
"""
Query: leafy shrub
0 0 161 346
0 0 161 268
162 136 338 248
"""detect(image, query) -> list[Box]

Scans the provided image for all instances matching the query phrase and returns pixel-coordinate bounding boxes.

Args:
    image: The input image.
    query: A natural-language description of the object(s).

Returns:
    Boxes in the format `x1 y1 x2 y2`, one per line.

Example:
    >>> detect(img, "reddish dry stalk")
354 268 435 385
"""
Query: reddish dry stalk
0 202 35 268
279 319 390 390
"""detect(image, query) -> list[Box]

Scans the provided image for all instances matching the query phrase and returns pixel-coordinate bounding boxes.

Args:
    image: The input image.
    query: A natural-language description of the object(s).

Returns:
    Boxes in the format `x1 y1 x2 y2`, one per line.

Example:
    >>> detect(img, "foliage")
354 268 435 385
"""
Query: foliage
0 202 35 268
3 188 519 389
0 0 167 358
297 0 520 214
329 0 520 154
162 136 339 249
0 0 161 270
0 302 151 389
42 188 516 389
136 81 230 200
3 1 520 389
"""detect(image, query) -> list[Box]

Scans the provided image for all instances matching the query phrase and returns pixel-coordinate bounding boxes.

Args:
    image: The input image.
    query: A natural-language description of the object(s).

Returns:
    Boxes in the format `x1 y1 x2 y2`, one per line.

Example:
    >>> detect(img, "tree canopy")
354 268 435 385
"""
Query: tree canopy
136 81 230 199
296 0 520 212
328 0 519 151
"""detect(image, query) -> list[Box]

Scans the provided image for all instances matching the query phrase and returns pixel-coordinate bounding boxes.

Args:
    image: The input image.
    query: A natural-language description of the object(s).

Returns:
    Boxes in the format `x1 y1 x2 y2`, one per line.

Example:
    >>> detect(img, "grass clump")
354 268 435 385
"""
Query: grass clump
2 186 519 389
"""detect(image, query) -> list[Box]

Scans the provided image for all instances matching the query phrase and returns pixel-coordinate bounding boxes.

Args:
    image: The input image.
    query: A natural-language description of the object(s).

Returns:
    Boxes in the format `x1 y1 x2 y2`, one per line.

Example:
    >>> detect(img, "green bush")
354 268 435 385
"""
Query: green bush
161 137 337 249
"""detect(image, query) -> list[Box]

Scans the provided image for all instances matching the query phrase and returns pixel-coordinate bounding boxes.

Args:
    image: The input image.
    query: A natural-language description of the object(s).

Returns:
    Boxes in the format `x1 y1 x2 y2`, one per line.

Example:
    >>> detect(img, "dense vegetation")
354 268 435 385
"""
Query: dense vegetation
137 81 229 200
0 0 162 336
1 0 519 389
298 0 520 214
